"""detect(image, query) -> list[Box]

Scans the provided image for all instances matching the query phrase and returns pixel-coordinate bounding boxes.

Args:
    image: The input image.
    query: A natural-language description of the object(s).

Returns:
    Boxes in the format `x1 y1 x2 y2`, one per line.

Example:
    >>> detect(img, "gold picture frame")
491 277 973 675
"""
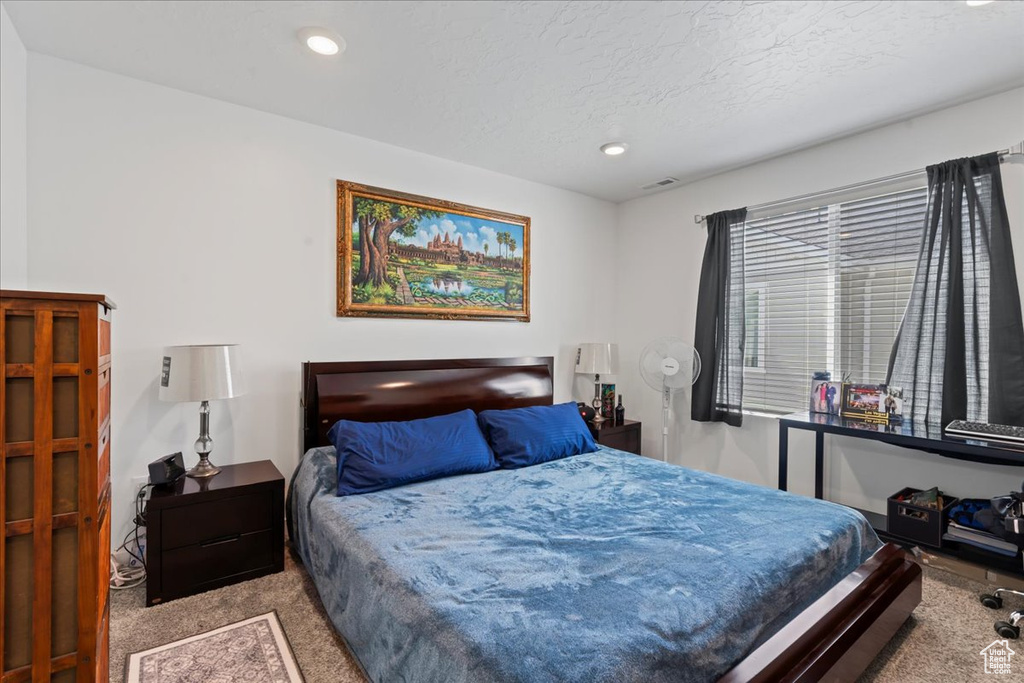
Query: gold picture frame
337 181 531 322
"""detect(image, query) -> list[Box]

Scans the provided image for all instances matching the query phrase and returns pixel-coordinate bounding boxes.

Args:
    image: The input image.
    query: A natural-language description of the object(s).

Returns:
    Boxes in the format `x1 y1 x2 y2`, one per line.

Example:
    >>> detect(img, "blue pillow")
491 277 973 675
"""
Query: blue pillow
477 402 598 469
328 409 496 496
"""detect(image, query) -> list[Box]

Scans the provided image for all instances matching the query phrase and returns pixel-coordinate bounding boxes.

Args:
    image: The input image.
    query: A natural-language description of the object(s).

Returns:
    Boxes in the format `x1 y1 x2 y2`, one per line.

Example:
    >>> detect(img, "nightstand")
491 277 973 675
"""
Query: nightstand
145 460 284 606
589 419 642 455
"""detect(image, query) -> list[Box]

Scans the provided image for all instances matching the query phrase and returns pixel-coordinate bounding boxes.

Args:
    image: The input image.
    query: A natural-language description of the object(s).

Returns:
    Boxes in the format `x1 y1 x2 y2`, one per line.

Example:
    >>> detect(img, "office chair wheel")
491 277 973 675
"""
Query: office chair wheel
981 593 1003 609
995 621 1020 639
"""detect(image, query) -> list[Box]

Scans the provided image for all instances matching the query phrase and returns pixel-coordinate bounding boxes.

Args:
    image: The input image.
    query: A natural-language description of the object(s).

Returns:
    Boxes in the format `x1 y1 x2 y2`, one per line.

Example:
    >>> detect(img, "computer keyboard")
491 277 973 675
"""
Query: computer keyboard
945 420 1024 445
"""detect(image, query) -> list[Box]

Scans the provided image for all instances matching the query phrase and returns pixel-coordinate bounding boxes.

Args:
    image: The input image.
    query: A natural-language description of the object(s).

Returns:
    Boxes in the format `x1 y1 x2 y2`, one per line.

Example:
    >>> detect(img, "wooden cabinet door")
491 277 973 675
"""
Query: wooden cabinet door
1 292 112 683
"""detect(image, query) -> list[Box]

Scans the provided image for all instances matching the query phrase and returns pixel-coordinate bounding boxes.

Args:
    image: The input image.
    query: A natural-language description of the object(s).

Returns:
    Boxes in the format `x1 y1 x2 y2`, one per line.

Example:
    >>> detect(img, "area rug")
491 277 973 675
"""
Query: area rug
124 611 304 683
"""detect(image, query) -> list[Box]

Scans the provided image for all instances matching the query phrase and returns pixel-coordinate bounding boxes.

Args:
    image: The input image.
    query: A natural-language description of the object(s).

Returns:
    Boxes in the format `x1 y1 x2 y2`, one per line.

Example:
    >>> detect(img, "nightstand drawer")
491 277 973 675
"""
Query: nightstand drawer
161 529 275 594
161 491 272 549
588 419 642 455
599 430 640 454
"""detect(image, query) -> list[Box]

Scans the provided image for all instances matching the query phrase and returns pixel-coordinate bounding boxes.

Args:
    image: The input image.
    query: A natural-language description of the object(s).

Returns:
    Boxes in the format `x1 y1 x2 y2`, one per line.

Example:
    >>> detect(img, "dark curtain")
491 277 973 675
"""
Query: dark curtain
692 208 747 426
887 152 1024 426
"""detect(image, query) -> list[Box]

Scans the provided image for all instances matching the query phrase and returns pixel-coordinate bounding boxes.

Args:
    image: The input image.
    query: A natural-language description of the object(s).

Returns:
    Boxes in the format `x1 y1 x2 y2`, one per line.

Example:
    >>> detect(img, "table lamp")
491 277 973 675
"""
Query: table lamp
159 344 245 478
575 343 618 423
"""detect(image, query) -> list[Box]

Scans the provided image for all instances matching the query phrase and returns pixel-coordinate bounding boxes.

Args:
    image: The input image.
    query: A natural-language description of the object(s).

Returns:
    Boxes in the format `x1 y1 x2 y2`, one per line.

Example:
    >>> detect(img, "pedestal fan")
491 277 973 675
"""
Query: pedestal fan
639 337 701 461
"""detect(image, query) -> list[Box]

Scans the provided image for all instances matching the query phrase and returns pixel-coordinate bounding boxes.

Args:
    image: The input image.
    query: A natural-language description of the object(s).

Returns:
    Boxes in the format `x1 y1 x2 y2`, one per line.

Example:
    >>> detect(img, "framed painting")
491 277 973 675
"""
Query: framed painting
337 181 531 322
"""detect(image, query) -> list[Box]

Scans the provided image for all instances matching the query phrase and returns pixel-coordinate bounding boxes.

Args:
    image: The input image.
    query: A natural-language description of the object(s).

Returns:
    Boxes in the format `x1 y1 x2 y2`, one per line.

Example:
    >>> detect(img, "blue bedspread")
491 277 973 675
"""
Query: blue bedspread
289 446 880 683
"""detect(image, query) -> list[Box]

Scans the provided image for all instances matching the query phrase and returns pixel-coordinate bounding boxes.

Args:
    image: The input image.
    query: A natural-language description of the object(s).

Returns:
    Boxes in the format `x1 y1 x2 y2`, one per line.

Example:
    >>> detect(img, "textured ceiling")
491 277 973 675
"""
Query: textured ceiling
5 0 1024 202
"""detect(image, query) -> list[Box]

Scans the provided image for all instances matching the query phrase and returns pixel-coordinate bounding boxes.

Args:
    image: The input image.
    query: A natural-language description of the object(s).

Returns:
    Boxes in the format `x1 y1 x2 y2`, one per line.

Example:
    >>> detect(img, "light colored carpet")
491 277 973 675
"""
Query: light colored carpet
110 554 363 683
860 567 1013 682
110 553 1014 682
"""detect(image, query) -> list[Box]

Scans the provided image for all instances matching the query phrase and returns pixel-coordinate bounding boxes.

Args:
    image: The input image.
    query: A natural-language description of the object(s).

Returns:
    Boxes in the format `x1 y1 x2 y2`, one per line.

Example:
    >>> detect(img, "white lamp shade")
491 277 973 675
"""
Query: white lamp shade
159 345 246 402
575 343 618 375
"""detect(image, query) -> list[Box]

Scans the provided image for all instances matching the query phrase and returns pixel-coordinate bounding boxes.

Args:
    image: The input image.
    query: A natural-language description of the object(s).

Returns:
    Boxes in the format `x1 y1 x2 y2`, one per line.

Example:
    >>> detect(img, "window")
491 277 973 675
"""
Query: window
741 186 928 414
743 285 765 370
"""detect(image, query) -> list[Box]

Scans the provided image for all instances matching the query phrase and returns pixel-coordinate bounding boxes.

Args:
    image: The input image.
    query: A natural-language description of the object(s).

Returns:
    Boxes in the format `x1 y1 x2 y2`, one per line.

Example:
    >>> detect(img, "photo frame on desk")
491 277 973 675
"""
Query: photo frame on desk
810 380 841 415
883 386 905 421
841 383 888 422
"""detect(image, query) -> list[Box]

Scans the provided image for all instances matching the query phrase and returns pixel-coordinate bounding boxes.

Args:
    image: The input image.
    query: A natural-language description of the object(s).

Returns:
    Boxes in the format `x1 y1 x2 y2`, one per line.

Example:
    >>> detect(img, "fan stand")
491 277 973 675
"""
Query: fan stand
661 384 671 462
658 356 680 463
638 336 701 466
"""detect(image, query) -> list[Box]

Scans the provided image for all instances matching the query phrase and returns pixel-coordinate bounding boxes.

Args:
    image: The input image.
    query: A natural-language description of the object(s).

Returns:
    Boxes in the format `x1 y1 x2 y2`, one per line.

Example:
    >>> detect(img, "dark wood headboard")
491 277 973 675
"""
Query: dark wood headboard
301 357 554 451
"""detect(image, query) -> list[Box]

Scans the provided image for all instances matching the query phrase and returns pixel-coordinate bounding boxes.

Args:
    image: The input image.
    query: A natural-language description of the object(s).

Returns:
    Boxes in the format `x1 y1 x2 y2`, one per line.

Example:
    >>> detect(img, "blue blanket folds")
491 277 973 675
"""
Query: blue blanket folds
290 446 880 683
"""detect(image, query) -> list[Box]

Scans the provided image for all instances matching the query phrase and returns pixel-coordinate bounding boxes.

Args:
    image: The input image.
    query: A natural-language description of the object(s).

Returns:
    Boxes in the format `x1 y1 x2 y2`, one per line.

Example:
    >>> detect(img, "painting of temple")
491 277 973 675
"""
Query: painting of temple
339 181 530 321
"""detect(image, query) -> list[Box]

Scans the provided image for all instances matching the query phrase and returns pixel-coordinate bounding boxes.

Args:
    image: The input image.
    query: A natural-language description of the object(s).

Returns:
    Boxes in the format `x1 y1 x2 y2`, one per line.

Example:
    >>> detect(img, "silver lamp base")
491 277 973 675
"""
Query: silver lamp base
187 399 221 478
187 455 221 478
591 375 605 423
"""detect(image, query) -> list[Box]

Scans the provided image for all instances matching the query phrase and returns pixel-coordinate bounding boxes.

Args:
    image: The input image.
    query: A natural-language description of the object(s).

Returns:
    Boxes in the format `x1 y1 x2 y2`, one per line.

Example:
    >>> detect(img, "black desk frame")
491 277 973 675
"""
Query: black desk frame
778 414 1024 500
777 412 1024 576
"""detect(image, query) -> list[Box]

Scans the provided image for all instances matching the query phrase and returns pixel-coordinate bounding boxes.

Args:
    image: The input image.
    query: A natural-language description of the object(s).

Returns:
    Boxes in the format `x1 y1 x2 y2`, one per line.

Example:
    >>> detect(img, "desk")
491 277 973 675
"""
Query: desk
778 411 1024 575
779 412 1024 498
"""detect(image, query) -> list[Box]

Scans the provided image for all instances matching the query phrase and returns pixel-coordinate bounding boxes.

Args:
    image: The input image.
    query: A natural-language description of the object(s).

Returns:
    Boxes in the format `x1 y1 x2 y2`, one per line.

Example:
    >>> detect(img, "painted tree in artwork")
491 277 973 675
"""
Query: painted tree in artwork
508 237 517 260
354 197 440 288
483 243 489 258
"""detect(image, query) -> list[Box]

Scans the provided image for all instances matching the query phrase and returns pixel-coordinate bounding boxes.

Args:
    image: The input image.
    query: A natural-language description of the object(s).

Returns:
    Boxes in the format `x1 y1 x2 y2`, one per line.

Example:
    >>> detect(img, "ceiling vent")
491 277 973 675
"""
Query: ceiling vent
640 177 679 191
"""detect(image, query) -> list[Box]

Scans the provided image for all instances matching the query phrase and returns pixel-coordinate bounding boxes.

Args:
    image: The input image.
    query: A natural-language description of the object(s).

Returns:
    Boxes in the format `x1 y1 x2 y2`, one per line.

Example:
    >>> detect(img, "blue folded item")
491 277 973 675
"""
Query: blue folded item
948 499 998 532
477 401 598 469
328 409 496 496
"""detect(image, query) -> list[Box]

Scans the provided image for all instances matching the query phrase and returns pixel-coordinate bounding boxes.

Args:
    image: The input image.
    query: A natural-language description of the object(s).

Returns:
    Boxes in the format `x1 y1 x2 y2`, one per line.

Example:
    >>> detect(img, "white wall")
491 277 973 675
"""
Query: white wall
0 3 28 288
25 55 619 542
615 88 1024 511
19 50 1024 545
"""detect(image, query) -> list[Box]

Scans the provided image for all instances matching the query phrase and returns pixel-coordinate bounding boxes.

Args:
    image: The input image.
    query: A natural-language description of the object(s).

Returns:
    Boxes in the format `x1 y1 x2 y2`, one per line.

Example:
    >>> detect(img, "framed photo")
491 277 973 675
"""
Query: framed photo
809 380 841 416
883 386 905 421
841 383 888 422
337 181 530 321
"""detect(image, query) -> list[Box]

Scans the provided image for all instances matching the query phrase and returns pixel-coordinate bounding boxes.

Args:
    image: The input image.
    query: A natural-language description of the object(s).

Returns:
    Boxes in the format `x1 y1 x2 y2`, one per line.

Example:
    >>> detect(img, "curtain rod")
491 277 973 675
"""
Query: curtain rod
693 141 1024 225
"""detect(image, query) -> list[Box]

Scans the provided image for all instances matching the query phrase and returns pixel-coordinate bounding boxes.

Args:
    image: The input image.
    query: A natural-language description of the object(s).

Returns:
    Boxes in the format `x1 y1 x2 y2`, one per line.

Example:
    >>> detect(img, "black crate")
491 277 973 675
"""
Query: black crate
887 487 958 548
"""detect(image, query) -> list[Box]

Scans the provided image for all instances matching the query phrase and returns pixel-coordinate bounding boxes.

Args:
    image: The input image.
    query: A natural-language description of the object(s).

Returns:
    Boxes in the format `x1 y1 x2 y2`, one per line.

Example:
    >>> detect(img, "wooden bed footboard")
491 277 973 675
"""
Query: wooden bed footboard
719 542 922 683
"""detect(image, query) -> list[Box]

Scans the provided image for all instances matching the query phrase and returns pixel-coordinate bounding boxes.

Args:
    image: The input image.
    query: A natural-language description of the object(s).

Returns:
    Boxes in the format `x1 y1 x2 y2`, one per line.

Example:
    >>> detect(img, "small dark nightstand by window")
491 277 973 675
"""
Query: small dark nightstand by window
588 419 642 455
145 460 284 606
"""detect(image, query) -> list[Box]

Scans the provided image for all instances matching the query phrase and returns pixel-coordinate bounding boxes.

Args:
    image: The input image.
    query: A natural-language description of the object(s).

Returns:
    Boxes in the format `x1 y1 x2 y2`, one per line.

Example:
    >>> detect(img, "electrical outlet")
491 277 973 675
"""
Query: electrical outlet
131 475 150 502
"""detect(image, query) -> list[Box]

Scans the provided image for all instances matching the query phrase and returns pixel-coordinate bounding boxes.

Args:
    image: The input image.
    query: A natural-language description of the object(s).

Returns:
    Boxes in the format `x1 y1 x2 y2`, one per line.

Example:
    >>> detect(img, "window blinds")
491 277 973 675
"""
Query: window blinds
741 186 928 414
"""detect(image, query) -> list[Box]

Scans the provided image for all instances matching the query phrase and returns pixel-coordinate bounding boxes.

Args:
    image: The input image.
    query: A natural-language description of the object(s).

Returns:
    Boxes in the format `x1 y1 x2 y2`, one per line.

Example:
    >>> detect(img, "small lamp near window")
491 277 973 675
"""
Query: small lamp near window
575 343 618 423
159 345 245 478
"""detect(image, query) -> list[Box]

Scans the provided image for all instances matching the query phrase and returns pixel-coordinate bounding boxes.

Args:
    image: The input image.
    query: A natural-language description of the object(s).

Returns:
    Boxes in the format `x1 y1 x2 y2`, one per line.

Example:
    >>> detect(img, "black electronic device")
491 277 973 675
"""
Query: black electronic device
148 452 186 486
577 402 596 422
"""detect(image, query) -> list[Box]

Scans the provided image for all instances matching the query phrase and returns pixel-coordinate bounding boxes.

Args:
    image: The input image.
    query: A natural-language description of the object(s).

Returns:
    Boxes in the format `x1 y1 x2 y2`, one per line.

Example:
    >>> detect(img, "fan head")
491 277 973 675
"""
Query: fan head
639 337 701 391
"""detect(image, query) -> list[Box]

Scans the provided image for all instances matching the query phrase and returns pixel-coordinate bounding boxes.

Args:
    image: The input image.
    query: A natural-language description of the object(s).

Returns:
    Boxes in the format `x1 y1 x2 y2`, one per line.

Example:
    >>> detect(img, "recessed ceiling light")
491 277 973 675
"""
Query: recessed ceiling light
298 27 346 56
600 142 629 156
965 0 994 6
307 35 339 55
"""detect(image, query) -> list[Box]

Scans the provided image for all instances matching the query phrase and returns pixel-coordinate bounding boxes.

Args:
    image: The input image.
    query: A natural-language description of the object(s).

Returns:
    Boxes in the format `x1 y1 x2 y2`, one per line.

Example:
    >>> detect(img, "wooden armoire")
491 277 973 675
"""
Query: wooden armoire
1 290 114 683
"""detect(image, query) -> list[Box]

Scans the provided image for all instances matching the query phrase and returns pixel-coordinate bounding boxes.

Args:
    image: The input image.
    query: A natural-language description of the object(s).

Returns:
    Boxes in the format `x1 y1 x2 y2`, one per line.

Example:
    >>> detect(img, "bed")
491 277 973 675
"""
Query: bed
289 357 921 683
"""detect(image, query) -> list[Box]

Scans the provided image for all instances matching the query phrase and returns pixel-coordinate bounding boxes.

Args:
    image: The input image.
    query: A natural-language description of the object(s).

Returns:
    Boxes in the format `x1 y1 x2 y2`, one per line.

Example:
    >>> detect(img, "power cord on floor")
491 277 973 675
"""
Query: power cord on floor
110 484 151 590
